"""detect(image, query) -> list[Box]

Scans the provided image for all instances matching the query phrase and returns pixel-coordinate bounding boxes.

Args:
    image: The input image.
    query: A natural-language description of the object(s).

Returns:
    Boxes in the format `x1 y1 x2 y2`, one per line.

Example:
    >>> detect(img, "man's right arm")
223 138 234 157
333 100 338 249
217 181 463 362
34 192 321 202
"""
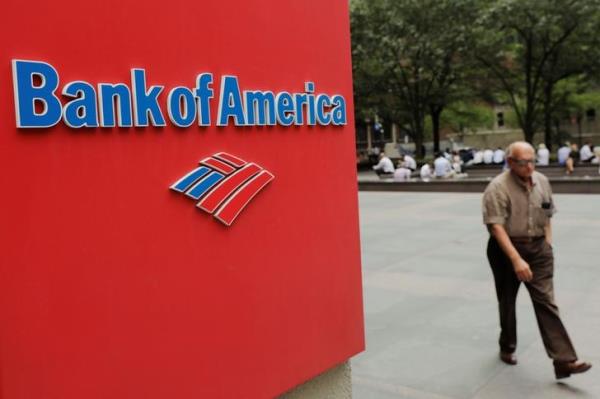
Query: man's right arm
488 223 533 282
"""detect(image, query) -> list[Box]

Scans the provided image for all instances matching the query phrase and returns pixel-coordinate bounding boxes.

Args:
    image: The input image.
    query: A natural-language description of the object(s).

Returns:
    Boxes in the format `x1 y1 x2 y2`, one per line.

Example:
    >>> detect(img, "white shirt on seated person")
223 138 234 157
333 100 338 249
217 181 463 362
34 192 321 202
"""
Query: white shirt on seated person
537 144 550 166
394 167 412 181
420 164 432 180
557 145 571 165
434 156 452 177
403 155 417 170
483 149 494 164
580 144 594 161
493 149 505 164
593 146 600 164
372 155 395 174
473 150 484 164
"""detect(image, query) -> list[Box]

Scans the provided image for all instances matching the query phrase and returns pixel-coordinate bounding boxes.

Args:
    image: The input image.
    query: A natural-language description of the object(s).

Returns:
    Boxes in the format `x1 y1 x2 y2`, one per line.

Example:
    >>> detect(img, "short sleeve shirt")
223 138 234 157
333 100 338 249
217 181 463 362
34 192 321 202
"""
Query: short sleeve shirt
482 170 556 237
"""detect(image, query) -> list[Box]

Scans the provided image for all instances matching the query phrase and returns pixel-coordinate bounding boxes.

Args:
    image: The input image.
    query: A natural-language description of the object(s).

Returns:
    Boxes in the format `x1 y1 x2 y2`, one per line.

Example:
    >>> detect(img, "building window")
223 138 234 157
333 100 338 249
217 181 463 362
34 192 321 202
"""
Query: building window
497 112 504 127
586 108 595 122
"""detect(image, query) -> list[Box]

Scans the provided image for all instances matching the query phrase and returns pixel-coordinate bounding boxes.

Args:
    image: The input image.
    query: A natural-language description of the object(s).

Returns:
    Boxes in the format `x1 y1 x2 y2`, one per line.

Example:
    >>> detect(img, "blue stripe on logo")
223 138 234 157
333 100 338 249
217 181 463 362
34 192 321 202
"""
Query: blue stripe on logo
185 171 225 200
171 166 211 192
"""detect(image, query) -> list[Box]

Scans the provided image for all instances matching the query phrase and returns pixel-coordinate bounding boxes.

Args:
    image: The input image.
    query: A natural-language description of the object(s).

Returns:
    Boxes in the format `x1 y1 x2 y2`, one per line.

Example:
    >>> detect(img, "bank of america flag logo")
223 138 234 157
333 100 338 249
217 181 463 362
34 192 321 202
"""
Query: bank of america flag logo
170 152 274 226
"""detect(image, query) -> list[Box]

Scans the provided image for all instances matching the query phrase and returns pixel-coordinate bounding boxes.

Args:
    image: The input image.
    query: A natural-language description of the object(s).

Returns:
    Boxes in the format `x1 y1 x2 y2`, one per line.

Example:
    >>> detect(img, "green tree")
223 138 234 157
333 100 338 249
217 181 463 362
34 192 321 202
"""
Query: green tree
351 0 482 157
441 101 495 133
562 88 600 145
475 0 600 146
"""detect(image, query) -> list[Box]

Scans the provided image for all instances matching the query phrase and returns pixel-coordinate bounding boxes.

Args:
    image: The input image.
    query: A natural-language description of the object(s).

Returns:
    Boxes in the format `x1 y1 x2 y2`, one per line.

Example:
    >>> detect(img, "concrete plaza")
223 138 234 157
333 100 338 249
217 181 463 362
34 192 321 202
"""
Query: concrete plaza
353 192 600 399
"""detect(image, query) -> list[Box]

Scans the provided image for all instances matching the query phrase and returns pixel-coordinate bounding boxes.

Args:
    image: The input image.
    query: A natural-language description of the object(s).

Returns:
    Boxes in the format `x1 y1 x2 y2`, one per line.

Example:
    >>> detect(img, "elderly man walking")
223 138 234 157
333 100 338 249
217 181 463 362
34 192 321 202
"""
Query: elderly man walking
482 141 591 379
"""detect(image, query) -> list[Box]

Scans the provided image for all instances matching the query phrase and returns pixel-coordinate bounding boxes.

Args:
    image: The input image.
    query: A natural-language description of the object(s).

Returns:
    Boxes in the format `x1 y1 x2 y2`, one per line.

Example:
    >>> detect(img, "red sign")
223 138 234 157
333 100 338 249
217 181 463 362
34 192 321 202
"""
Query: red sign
0 1 364 398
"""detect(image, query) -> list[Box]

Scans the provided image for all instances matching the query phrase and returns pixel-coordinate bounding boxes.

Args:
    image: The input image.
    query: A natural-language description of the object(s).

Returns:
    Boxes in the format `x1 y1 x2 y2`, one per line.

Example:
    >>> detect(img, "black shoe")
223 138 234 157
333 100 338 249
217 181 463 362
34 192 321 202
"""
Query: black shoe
500 351 517 365
554 360 592 379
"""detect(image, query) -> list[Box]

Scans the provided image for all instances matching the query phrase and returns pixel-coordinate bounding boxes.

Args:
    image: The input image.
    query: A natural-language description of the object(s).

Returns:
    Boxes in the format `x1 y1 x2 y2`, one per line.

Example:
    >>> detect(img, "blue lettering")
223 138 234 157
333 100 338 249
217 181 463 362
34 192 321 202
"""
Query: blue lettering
275 92 295 126
305 82 316 125
62 81 99 128
194 73 213 126
131 69 165 126
98 83 132 127
316 94 332 125
11 60 62 128
244 91 276 125
217 76 246 126
294 93 308 125
168 86 196 127
10 60 348 130
331 95 347 125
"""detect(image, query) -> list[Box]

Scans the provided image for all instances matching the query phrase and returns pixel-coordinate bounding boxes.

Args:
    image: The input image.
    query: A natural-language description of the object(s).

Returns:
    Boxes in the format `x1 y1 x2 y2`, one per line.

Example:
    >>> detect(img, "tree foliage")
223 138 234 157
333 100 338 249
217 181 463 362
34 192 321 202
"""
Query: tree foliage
473 0 600 145
351 0 600 152
351 0 481 156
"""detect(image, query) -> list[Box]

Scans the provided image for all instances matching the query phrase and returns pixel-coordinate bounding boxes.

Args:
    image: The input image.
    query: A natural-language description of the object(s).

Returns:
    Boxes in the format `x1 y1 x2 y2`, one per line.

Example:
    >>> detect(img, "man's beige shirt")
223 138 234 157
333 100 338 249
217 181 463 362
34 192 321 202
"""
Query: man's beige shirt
482 170 556 237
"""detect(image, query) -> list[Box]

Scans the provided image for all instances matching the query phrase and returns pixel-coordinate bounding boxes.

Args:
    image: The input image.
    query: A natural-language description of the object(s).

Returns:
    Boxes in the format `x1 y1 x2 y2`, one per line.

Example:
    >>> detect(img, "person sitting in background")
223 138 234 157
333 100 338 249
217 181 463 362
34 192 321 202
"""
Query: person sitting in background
401 154 417 171
483 148 494 164
592 145 600 165
460 148 474 164
393 161 412 181
557 142 571 165
473 149 484 165
493 147 505 164
434 152 454 178
372 152 394 176
537 143 550 166
420 162 433 181
580 141 595 163
452 151 463 173
566 144 578 175
443 148 452 160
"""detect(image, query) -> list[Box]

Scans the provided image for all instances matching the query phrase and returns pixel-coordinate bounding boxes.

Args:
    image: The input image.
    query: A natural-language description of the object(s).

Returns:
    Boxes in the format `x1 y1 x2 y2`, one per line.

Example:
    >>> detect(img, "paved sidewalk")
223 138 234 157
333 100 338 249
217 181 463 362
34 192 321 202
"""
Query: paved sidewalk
353 192 600 399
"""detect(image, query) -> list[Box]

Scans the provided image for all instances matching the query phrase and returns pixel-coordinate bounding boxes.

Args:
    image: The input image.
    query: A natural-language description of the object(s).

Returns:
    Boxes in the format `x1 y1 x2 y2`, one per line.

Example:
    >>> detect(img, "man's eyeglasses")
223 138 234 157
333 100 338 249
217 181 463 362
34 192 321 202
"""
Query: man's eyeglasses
510 158 535 166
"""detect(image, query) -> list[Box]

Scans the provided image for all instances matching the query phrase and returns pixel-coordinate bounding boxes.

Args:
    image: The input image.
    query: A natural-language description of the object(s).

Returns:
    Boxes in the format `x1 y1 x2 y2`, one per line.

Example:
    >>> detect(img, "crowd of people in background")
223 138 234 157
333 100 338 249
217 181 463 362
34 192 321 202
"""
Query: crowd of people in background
371 139 599 181
555 140 599 175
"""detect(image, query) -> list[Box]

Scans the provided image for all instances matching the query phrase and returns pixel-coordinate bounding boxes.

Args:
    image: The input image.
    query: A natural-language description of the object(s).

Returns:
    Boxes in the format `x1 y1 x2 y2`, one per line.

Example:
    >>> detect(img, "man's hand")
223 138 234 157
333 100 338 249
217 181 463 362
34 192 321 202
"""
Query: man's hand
512 258 533 282
544 221 552 247
488 224 534 282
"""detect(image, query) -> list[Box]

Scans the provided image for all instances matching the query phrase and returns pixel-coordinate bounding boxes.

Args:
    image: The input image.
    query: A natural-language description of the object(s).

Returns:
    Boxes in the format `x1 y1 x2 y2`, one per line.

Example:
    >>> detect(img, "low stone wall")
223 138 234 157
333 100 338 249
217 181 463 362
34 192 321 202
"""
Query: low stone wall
453 129 600 150
458 130 523 149
279 362 352 399
358 178 600 194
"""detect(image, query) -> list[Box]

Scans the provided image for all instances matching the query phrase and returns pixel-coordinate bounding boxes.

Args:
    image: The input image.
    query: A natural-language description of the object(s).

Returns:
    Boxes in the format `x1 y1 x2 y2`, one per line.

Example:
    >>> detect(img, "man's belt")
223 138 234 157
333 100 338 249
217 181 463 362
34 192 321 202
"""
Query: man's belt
510 236 545 243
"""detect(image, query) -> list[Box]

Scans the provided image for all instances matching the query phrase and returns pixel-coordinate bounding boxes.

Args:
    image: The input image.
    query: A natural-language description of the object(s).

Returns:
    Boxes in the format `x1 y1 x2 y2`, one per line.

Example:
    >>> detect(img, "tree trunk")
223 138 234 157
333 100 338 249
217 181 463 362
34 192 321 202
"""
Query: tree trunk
523 121 535 144
552 118 565 147
543 82 554 151
412 107 426 158
430 105 443 154
414 134 424 159
577 115 583 147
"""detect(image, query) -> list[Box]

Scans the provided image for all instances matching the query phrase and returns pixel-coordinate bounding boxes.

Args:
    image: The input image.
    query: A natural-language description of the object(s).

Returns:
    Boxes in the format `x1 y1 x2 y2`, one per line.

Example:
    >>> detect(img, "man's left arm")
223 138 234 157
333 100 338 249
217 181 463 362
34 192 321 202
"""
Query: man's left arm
543 176 556 246
545 220 552 246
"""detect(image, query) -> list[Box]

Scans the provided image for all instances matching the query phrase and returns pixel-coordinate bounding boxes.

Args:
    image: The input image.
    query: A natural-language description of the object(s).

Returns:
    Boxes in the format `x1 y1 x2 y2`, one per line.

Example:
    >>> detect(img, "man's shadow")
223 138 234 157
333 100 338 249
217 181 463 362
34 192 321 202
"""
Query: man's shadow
556 381 594 397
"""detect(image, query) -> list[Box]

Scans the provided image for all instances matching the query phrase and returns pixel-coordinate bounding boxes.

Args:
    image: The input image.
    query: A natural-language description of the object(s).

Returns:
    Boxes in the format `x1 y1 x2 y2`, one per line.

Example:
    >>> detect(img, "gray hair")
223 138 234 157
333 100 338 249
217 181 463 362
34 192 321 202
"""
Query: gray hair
506 141 534 158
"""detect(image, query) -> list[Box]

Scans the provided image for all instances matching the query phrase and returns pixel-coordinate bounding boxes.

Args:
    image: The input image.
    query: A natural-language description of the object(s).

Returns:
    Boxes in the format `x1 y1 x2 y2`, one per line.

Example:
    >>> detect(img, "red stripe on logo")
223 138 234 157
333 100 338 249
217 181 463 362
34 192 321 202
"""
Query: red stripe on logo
200 157 236 174
214 152 247 167
213 171 274 226
197 163 262 213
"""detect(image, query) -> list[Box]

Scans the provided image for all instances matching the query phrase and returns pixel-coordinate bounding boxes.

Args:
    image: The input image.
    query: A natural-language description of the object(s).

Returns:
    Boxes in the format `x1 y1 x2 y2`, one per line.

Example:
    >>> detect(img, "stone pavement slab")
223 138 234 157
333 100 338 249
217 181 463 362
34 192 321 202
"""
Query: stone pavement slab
353 192 600 399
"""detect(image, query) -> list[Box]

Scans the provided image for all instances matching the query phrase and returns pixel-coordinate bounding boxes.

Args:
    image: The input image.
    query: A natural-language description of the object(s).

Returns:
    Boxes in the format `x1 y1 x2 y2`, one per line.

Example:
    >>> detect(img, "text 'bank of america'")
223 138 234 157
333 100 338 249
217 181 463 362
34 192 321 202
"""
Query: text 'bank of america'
11 60 348 129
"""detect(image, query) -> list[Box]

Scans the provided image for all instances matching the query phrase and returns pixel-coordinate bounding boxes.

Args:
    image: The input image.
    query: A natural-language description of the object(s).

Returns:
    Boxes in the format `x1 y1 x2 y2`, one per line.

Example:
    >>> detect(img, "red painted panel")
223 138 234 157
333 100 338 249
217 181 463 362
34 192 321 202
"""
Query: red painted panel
215 152 248 167
0 0 364 398
198 164 262 213
214 171 275 226
200 157 237 175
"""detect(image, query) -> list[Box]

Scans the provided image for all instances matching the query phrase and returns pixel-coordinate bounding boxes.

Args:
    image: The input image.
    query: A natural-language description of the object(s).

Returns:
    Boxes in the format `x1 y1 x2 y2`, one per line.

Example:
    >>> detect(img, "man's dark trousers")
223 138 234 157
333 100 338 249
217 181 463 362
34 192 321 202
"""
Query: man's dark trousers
487 236 577 362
